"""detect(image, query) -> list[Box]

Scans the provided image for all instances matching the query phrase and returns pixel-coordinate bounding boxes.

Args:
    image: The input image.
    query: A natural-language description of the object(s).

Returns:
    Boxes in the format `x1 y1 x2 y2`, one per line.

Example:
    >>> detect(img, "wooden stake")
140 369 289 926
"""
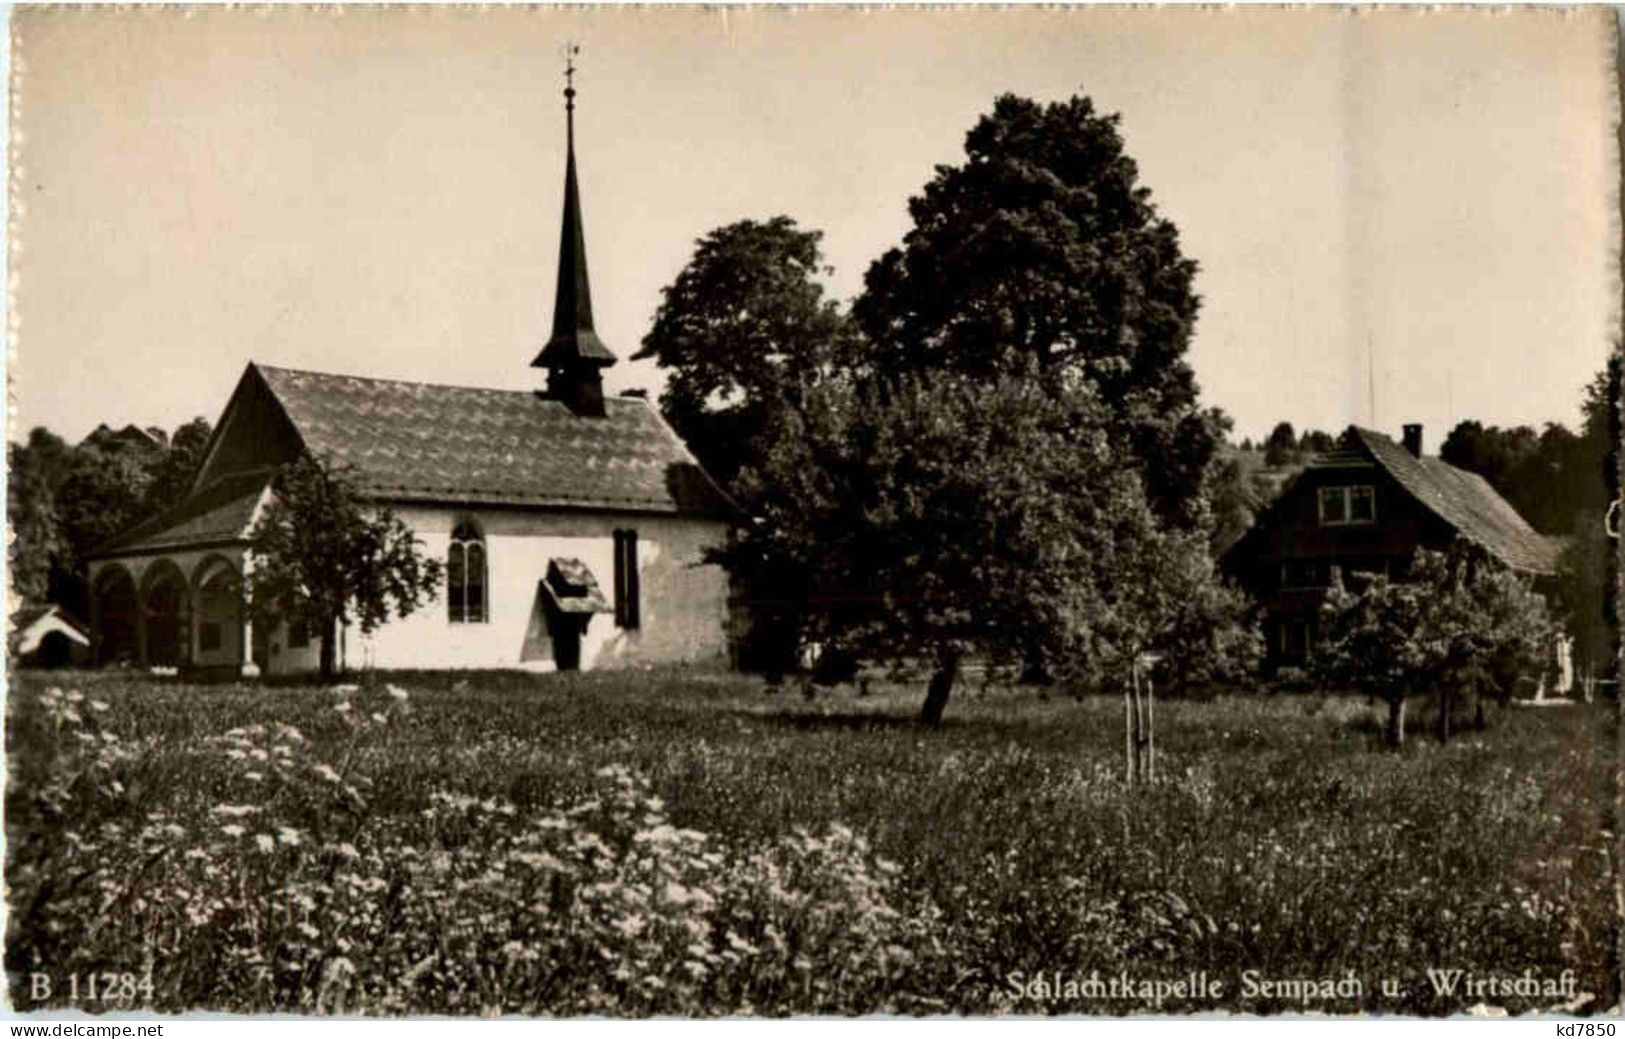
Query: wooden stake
1124 664 1135 785
1146 668 1155 783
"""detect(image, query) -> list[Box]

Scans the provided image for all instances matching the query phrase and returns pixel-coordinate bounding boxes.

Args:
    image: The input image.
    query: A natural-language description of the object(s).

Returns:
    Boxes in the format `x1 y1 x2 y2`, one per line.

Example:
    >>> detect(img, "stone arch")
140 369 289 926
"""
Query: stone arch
93 564 139 666
192 555 243 667
140 559 191 668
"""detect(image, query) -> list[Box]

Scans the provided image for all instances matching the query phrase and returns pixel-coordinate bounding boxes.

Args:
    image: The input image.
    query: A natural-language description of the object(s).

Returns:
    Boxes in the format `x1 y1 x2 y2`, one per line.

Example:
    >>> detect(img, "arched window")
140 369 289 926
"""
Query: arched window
448 521 488 623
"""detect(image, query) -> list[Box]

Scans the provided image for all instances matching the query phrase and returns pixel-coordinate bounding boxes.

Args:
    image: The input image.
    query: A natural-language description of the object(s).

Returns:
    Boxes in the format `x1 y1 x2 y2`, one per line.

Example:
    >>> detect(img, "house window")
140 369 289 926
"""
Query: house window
613 529 640 629
448 521 488 623
1319 485 1376 526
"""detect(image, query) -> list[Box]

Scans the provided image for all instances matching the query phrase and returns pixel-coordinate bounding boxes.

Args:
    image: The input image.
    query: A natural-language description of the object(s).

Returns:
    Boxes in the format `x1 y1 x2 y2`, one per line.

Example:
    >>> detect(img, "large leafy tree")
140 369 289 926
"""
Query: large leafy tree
246 452 442 678
635 217 857 490
635 217 858 675
1316 546 1552 747
732 366 1256 724
854 94 1214 524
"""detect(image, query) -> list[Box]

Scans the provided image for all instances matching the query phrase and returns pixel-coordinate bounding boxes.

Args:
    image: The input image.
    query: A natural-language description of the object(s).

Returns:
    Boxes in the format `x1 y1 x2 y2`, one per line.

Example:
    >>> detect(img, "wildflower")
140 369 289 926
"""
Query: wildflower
221 824 246 838
255 834 276 854
277 826 303 847
312 764 342 784
386 685 409 702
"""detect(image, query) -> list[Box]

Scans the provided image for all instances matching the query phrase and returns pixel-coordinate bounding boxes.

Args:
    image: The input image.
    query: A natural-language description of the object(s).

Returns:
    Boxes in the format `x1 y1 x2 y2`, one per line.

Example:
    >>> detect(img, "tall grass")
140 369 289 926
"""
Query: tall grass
5 669 1616 1015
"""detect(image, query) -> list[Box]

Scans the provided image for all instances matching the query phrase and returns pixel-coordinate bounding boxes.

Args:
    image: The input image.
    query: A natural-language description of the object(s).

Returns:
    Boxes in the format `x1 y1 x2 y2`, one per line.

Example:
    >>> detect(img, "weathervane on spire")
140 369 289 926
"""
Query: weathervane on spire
563 42 580 150
564 43 579 108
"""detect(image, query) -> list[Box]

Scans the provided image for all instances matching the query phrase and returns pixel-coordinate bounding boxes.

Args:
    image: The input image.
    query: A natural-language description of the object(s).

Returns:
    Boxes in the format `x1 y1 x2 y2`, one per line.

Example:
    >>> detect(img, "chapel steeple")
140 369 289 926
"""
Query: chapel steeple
533 45 615 416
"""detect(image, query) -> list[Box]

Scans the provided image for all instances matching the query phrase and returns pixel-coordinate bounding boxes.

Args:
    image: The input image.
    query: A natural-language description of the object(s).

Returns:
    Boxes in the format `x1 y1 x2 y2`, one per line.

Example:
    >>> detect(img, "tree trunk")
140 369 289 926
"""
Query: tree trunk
919 649 960 726
1385 695 1406 748
1436 686 1452 744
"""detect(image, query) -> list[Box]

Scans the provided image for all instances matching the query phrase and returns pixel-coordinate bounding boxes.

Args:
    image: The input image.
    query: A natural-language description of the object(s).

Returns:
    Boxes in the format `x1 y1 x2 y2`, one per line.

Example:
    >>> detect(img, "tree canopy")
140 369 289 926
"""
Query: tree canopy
729 366 1256 723
9 420 214 617
639 94 1257 708
634 217 857 491
1316 545 1552 745
854 93 1215 525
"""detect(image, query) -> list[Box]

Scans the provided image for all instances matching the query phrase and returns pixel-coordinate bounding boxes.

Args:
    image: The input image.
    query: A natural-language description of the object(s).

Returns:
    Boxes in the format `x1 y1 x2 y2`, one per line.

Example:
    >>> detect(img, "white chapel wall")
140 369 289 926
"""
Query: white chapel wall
293 505 730 675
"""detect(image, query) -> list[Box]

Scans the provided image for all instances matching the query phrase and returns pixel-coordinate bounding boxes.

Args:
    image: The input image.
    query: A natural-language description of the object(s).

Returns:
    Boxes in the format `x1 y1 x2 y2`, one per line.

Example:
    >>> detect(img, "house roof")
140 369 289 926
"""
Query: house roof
95 469 272 557
541 557 612 614
1341 427 1562 574
10 603 88 637
254 364 732 516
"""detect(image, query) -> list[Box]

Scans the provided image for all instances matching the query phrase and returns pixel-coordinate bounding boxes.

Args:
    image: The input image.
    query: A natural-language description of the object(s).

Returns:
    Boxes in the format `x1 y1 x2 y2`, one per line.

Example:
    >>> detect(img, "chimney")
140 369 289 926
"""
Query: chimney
1401 423 1423 458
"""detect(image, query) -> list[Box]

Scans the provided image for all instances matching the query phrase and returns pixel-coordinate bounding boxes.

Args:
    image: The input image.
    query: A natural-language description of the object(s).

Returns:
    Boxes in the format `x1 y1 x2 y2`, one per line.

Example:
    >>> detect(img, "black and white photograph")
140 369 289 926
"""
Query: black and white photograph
4 4 1620 1020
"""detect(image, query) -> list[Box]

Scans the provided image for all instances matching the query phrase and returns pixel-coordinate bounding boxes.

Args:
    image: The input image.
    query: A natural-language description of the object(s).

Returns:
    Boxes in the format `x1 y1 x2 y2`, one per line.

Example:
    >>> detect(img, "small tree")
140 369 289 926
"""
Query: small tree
1316 546 1551 747
246 452 443 678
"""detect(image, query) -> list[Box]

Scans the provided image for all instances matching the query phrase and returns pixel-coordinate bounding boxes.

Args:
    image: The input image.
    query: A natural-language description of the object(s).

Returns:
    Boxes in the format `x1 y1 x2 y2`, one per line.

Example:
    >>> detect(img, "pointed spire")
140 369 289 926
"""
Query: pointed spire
535 44 614 413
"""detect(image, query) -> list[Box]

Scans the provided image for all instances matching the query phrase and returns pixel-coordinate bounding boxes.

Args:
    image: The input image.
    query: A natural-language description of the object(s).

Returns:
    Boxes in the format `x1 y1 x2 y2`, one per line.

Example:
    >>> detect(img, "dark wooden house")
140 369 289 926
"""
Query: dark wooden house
1220 424 1562 669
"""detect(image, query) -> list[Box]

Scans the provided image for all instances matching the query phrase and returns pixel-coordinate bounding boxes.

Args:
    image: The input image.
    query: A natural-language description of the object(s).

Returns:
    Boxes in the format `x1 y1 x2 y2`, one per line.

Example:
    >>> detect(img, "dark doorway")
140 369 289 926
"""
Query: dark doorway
38 631 73 668
548 611 588 672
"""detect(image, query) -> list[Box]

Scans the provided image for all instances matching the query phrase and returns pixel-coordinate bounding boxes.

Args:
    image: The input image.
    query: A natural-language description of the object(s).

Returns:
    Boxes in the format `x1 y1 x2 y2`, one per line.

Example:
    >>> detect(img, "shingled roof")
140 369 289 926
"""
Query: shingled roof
1341 427 1562 574
253 365 731 515
94 363 732 558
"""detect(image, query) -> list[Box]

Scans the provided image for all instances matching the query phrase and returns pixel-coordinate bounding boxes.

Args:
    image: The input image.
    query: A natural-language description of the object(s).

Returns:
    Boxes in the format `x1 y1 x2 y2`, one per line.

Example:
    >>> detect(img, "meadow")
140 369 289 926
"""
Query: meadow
5 667 1617 1016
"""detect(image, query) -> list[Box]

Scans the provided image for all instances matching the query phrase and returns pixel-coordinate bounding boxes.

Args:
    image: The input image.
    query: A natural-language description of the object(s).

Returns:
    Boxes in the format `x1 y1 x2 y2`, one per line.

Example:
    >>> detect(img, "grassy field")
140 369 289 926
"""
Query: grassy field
6 667 1617 1015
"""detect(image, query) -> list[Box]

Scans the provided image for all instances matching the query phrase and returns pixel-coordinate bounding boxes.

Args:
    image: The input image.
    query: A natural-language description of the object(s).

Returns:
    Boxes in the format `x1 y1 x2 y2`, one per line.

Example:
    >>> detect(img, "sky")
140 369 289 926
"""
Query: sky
7 6 1619 449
